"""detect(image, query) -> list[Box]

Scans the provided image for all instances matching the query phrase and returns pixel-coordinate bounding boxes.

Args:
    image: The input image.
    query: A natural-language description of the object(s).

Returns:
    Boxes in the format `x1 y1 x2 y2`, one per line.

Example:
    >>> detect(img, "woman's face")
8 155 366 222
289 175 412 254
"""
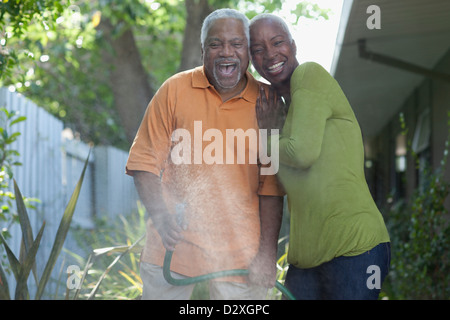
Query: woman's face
250 18 298 86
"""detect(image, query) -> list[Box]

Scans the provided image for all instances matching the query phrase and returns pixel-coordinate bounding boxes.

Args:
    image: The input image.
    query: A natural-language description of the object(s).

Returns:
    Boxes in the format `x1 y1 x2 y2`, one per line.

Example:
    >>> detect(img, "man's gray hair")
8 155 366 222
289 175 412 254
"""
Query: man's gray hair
201 8 250 49
249 13 293 41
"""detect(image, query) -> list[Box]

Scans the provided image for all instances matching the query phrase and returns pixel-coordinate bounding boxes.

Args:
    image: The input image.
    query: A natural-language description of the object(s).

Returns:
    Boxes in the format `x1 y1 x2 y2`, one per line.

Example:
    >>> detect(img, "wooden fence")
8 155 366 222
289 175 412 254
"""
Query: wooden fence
0 87 139 299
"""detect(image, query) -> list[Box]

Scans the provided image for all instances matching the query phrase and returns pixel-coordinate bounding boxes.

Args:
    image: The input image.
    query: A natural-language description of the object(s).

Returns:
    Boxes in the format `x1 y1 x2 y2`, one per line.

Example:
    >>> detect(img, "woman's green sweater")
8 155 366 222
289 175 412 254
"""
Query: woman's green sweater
270 62 390 269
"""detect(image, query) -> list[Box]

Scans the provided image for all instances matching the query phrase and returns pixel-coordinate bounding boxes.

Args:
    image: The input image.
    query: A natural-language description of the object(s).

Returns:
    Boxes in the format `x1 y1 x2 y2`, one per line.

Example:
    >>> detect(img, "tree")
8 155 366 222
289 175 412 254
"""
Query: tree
1 0 330 149
0 0 65 80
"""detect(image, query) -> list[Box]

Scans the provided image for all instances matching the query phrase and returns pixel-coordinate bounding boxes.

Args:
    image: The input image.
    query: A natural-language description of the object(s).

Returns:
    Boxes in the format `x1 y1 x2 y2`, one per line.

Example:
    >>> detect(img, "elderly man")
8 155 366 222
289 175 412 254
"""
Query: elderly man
126 9 284 300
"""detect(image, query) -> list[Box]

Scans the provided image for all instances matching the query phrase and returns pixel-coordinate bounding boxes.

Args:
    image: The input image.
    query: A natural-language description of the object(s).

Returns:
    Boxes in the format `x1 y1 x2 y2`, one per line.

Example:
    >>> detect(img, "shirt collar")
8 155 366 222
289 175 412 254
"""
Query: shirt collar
192 66 259 103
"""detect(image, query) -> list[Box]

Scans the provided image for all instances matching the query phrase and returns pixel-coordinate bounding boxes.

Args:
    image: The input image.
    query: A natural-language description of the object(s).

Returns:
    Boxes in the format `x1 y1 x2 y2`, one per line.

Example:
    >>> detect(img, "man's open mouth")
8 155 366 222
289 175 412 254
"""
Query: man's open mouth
217 61 238 76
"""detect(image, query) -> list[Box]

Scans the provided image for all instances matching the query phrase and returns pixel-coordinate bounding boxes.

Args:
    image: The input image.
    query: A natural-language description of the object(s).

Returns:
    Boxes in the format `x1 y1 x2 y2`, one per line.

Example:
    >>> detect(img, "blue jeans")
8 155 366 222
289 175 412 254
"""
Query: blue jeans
285 242 391 300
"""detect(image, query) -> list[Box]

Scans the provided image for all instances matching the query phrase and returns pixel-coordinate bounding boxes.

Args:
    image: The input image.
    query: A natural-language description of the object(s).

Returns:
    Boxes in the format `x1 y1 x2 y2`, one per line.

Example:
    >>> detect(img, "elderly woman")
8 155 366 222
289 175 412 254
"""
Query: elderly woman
249 13 390 300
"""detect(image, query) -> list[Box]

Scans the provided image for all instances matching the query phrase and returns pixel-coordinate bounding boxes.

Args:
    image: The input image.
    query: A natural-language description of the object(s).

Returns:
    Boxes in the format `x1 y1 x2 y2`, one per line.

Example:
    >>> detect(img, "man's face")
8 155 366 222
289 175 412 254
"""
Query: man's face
203 18 249 94
250 18 298 85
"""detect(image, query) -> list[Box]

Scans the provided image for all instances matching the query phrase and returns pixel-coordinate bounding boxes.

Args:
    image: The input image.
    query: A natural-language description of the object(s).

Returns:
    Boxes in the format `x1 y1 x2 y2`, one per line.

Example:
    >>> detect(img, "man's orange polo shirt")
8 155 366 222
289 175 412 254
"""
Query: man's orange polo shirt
126 66 283 279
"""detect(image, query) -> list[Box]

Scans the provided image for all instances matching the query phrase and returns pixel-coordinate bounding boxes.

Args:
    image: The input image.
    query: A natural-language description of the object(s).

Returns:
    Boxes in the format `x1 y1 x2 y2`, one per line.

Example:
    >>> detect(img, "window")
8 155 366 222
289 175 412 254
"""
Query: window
395 133 407 172
412 108 432 191
412 109 431 154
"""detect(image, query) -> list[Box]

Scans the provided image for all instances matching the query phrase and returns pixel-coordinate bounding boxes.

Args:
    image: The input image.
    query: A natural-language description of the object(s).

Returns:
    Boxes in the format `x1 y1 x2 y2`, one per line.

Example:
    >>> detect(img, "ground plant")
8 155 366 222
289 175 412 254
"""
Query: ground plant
0 153 89 299
382 117 450 299
0 107 30 240
66 202 146 300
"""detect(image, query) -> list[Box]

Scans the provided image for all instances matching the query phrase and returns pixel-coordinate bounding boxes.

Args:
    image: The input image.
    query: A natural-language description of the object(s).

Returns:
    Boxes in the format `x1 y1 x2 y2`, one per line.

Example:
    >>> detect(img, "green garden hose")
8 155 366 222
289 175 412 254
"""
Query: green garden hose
163 250 296 300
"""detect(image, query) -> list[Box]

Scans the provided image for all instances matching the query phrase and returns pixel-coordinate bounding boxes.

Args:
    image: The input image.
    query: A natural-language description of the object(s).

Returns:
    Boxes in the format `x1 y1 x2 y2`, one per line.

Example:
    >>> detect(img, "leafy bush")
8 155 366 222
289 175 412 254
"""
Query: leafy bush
0 152 89 299
0 107 27 239
0 0 64 81
383 118 450 299
1 107 39 280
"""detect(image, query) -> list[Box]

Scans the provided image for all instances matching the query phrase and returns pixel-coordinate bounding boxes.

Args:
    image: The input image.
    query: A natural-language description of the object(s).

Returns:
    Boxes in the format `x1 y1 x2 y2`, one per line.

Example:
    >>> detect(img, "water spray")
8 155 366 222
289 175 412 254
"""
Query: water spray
162 203 296 300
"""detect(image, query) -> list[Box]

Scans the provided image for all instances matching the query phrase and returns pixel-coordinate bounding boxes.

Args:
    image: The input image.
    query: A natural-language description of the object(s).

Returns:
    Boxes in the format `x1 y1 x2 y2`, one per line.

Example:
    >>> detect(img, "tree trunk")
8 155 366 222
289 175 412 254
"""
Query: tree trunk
98 18 154 144
178 0 212 72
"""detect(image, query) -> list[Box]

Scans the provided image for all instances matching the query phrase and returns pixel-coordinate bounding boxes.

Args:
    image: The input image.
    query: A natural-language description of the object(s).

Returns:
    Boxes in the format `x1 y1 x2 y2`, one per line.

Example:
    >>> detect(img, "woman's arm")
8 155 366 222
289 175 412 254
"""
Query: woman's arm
276 87 332 169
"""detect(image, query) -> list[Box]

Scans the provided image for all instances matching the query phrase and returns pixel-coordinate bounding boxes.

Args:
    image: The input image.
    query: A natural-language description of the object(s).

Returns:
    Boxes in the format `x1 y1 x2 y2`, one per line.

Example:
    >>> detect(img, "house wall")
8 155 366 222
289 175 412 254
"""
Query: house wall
366 49 450 210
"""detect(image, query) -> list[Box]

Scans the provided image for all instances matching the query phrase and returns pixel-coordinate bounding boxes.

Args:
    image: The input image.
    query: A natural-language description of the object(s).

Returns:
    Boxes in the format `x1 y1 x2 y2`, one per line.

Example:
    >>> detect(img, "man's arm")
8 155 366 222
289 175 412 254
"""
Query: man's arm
133 170 183 251
248 195 284 287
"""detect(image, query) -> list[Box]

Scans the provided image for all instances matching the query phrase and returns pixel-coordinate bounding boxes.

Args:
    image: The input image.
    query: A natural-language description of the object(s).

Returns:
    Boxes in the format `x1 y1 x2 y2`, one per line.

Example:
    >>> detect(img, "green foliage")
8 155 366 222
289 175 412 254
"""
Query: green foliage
291 2 331 21
0 151 90 300
67 202 146 300
2 1 129 147
0 107 25 177
0 107 40 289
241 0 330 21
2 0 188 149
0 107 36 242
266 238 289 300
383 116 450 299
0 0 65 81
